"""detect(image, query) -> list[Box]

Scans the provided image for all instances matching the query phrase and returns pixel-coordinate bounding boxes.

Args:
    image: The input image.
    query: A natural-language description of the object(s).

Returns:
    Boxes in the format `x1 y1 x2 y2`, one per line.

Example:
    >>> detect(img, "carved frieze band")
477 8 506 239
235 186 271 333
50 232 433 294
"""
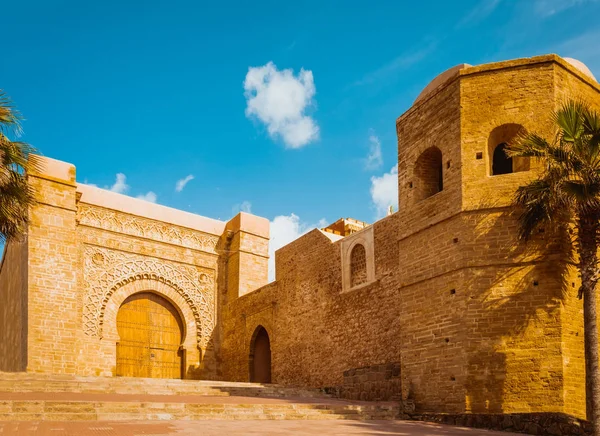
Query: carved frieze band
77 204 219 254
82 245 215 348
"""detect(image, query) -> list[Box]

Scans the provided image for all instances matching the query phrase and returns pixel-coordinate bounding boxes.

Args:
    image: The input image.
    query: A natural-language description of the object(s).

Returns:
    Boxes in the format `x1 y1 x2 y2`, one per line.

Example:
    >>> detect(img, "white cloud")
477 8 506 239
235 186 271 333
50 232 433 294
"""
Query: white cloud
240 201 252 213
456 0 501 28
365 131 383 170
136 191 157 203
535 0 598 16
95 173 157 203
268 214 326 281
107 173 128 194
175 174 195 192
232 200 253 215
370 164 398 219
244 62 319 149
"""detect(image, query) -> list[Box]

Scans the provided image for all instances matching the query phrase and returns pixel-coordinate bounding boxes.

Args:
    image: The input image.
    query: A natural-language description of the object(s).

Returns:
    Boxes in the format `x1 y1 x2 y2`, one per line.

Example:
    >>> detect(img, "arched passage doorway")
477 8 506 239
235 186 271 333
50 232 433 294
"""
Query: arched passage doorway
249 326 272 383
116 292 184 379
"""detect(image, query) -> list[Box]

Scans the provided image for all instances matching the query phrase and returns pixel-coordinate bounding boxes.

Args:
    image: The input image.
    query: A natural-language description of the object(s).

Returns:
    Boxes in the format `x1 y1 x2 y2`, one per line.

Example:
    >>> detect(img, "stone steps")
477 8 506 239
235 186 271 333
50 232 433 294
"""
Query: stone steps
0 373 326 398
0 399 399 421
0 373 400 421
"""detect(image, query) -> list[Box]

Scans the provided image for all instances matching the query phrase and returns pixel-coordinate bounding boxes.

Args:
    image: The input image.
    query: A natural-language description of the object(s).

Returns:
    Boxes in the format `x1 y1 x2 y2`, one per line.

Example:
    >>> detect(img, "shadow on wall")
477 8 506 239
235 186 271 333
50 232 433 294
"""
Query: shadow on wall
463 198 572 414
185 339 218 380
183 233 233 380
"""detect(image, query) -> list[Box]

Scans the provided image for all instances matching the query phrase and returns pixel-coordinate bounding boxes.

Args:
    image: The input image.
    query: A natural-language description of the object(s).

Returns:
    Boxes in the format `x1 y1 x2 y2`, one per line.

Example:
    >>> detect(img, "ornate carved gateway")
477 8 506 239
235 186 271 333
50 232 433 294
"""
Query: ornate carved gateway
0 160 270 379
75 199 223 379
78 204 220 253
82 245 215 349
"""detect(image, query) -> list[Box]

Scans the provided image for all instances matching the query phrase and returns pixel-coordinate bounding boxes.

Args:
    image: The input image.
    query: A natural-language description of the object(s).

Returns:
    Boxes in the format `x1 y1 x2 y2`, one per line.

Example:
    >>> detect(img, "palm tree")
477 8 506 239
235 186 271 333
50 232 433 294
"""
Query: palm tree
0 91 39 243
508 100 600 434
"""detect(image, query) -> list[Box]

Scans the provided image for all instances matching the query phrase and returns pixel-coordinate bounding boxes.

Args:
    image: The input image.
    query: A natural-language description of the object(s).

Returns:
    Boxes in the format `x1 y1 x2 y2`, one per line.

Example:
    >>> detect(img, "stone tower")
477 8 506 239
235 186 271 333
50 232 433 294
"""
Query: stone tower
395 54 600 417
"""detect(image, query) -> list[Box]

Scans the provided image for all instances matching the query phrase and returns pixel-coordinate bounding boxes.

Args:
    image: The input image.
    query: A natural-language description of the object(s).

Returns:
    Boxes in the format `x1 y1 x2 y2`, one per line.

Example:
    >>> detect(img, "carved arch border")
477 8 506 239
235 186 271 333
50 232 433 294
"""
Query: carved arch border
83 246 215 349
102 279 198 351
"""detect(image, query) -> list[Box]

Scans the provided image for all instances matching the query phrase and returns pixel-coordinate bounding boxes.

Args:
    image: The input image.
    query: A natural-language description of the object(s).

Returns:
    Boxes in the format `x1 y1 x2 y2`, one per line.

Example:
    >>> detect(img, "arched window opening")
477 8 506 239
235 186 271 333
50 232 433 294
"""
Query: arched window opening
249 326 271 383
488 124 529 176
414 146 443 201
492 143 513 175
350 244 367 288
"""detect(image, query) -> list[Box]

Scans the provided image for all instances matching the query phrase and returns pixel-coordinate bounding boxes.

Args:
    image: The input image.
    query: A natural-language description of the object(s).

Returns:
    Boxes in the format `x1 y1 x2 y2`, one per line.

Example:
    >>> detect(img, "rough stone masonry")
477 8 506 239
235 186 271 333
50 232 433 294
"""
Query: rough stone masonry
1 54 599 423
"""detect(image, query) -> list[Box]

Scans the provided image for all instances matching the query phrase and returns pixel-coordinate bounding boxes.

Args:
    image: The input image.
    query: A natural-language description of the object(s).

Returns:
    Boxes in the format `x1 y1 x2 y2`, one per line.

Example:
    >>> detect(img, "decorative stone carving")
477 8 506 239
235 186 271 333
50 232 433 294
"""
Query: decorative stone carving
83 245 215 348
78 204 219 254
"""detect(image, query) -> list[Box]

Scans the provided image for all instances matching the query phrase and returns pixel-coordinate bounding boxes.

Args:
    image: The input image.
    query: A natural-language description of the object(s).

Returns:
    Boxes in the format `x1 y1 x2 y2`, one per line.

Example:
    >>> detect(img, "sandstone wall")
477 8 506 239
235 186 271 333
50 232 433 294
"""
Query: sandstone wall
553 62 600 419
74 203 221 378
457 59 566 415
221 55 600 421
396 77 461 217
221 214 401 394
0 239 28 371
341 361 402 401
27 167 80 374
4 54 599 422
17 156 269 380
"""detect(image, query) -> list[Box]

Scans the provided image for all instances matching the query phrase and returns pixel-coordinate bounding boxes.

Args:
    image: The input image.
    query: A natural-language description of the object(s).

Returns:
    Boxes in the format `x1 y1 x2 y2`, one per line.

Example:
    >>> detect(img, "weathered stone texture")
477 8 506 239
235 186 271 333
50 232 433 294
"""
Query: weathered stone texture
27 173 79 374
221 55 600 423
221 214 401 389
0 158 268 380
0 239 28 371
1 54 599 426
341 362 402 401
552 62 600 420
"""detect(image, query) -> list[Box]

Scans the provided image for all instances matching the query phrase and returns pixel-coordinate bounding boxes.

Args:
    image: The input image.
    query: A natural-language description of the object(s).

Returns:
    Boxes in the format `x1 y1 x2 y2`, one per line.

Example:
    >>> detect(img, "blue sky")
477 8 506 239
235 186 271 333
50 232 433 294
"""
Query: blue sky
2 0 600 275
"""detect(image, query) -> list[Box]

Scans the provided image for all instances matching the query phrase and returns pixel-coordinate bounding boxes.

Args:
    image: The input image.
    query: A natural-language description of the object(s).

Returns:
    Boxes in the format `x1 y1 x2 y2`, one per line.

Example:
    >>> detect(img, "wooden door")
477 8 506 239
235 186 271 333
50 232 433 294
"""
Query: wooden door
250 327 271 383
116 292 183 379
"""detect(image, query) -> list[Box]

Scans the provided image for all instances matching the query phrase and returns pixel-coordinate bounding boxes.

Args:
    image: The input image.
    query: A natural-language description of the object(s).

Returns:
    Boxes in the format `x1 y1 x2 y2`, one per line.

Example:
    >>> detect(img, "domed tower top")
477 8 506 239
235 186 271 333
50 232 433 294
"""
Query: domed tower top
394 54 600 234
563 57 597 81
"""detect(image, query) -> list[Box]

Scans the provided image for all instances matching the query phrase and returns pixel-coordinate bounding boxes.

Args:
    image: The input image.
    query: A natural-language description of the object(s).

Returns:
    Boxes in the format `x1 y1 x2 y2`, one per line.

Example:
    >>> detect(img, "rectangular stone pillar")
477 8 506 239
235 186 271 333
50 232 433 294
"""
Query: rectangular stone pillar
26 156 79 374
224 212 269 300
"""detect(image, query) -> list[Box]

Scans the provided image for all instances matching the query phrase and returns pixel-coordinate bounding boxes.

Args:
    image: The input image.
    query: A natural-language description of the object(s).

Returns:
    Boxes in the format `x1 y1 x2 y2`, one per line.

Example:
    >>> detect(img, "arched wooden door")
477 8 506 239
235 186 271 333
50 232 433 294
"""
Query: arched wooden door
250 326 271 383
116 292 183 379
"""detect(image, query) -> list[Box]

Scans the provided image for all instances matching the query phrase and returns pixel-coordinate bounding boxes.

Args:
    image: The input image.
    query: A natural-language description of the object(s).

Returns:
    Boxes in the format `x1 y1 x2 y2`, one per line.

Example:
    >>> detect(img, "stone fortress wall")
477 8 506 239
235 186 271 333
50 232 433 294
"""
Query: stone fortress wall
0 158 270 379
1 54 599 421
220 55 600 420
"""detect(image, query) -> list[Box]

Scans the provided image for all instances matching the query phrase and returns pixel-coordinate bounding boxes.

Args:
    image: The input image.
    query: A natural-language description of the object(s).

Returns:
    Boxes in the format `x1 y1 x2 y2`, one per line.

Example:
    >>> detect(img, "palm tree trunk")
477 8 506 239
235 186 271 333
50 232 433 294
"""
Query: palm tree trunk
578 214 600 434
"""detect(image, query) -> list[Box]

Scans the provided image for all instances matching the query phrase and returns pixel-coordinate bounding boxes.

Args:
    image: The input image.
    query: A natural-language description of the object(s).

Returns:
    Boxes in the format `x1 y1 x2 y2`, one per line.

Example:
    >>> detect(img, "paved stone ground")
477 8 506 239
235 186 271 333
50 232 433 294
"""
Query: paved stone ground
0 420 521 435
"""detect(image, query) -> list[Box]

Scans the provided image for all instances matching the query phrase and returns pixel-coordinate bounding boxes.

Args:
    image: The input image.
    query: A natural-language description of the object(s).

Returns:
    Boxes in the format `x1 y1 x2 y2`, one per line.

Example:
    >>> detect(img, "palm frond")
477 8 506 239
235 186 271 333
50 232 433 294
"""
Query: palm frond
553 100 586 143
514 177 570 240
508 132 550 159
583 107 600 162
514 99 600 250
0 91 38 242
0 170 35 243
0 90 23 136
508 130 584 173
